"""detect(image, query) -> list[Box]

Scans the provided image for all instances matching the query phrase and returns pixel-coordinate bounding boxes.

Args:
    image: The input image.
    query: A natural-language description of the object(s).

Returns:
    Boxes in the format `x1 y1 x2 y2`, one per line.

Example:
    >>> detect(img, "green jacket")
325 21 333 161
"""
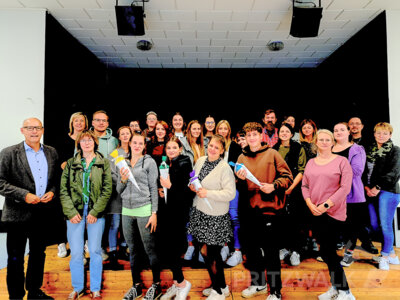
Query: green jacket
60 152 112 220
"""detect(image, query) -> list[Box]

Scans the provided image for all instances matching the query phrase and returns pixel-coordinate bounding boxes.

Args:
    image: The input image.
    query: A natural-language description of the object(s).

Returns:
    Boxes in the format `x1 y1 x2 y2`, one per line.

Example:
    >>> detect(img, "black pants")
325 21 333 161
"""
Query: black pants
344 202 372 250
242 211 282 295
6 223 47 299
312 214 349 291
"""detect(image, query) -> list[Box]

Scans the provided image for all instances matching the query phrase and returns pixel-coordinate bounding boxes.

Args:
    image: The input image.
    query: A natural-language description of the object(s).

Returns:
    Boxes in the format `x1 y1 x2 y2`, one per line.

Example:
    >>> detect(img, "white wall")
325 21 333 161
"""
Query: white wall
386 11 400 145
0 9 46 208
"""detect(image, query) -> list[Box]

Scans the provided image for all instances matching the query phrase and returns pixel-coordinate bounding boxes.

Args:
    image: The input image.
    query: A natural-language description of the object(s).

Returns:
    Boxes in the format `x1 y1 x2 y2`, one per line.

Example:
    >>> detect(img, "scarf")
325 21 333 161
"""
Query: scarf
82 157 96 204
366 139 393 163
198 157 222 182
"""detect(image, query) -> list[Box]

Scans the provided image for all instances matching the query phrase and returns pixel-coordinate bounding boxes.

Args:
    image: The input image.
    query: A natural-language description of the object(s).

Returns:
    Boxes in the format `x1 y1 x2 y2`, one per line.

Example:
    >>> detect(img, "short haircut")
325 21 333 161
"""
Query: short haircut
264 109 276 117
76 130 99 153
316 129 335 143
166 135 183 148
69 112 88 135
334 122 350 131
210 134 226 158
374 122 393 134
243 122 263 134
93 110 108 120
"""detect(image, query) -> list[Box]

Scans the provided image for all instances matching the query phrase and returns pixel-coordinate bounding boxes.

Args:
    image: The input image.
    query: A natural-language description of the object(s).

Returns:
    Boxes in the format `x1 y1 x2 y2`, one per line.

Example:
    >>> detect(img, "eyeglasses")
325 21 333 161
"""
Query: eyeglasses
80 139 94 144
23 126 43 131
349 122 362 126
206 121 215 125
93 119 108 123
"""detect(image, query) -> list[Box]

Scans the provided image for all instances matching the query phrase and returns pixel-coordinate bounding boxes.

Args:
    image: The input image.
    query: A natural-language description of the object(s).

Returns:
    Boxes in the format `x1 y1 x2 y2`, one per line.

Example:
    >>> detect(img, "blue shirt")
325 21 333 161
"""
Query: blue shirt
24 142 48 197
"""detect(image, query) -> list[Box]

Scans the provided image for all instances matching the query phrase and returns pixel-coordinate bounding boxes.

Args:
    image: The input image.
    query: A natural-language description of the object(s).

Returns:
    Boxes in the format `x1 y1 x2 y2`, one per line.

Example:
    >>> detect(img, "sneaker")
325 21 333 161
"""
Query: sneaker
175 280 192 300
341 252 354 267
379 257 390 270
290 251 300 266
226 250 243 267
58 243 67 258
241 285 267 298
160 284 178 300
123 284 143 300
91 291 102 299
336 242 344 250
336 289 356 300
206 289 225 300
361 242 378 254
67 290 84 300
144 283 162 300
373 255 400 264
318 286 338 300
279 248 290 260
184 245 195 260
101 249 109 261
203 286 230 297
221 245 230 261
266 292 282 300
316 256 324 262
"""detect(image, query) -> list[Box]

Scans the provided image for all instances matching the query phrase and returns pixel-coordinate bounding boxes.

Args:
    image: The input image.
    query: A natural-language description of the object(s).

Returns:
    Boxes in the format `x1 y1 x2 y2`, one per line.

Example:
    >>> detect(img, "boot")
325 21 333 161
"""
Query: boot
103 251 124 270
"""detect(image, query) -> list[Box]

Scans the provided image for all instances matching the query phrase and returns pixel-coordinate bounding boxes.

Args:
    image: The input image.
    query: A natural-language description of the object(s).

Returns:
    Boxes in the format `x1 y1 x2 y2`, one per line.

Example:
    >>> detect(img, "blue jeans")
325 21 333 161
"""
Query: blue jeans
67 205 105 292
229 190 241 249
108 213 121 251
368 190 400 256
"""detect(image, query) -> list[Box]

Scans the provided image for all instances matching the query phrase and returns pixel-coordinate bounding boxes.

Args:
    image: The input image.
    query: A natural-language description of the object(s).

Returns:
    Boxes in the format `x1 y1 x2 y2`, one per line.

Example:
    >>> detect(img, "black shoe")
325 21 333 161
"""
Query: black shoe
103 251 124 270
118 246 130 261
143 283 161 300
27 289 54 299
361 242 379 254
123 283 143 300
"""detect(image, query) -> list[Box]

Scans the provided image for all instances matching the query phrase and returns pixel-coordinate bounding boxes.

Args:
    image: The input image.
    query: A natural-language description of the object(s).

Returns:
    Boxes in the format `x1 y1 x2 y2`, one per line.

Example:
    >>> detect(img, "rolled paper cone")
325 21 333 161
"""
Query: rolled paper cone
190 177 213 210
116 159 141 191
110 149 119 158
159 168 169 202
229 161 262 187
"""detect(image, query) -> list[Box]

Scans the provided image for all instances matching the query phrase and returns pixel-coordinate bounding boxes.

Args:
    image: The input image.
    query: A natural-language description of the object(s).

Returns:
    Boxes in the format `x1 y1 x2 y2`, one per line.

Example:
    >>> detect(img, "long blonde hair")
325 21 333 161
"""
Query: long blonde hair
186 120 205 163
216 120 232 150
69 112 88 135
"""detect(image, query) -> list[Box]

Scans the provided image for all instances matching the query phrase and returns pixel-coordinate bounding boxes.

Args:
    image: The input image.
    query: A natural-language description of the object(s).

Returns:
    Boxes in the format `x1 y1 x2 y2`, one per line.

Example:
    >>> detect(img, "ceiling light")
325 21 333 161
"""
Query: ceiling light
267 41 284 51
137 40 153 51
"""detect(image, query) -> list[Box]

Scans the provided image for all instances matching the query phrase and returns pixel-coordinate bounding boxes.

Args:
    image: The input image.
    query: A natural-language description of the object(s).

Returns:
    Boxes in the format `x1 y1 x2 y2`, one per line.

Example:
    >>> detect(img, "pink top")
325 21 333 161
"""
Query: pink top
302 155 353 221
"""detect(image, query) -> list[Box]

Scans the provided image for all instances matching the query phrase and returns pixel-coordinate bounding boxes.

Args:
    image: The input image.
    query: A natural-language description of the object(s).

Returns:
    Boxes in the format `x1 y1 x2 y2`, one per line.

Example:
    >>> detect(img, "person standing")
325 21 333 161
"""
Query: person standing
302 129 355 300
0 118 58 300
261 109 279 147
91 110 119 157
236 122 293 300
143 111 158 143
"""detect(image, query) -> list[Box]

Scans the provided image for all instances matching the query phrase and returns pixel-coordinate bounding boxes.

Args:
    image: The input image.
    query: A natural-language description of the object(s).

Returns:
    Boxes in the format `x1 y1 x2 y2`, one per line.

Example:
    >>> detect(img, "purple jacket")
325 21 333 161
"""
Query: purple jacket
347 143 366 203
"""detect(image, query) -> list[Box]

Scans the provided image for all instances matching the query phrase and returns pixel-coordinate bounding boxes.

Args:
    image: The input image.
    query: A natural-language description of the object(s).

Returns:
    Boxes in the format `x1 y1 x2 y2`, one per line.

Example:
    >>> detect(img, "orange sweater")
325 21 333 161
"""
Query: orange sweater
237 145 293 214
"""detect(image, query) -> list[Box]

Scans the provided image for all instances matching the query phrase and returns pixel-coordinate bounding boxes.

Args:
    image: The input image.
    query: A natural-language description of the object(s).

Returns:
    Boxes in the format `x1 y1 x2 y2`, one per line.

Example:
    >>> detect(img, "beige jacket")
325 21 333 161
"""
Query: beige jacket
192 156 236 216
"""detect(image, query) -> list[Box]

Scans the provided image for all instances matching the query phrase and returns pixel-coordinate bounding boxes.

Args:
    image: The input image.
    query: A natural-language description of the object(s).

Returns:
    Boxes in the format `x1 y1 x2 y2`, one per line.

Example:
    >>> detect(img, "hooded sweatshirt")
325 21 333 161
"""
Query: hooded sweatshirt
237 145 293 215
90 127 119 157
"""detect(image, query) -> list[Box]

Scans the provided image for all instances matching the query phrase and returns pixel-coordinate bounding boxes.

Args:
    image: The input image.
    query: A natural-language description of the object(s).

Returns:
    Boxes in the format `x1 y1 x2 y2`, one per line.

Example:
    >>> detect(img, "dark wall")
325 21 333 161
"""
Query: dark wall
43 11 388 143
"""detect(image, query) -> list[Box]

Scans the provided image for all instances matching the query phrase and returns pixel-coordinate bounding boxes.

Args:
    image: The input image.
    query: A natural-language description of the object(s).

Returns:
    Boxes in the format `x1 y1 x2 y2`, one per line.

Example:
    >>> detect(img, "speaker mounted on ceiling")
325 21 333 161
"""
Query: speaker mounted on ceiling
115 0 147 36
289 0 323 38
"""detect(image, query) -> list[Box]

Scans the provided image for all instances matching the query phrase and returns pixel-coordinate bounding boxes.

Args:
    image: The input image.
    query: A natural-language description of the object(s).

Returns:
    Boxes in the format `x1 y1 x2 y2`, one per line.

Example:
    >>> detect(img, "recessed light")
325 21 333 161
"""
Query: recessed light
267 41 284 51
137 40 153 51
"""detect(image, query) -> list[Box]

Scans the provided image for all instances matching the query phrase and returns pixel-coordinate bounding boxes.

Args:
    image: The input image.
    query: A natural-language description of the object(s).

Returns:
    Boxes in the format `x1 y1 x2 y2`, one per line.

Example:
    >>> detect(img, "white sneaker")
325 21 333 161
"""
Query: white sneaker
318 286 338 300
175 280 192 300
336 289 356 300
160 284 178 300
206 289 225 300
266 293 281 300
226 250 243 267
221 245 230 261
184 245 195 260
57 243 67 258
374 255 400 265
101 249 109 261
379 257 390 270
290 251 300 266
203 286 229 297
279 249 290 260
241 285 267 298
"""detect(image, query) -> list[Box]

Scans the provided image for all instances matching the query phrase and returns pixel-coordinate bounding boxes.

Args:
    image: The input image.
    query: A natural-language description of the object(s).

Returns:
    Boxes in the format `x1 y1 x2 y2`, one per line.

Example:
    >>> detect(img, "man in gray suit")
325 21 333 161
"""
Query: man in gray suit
0 118 58 300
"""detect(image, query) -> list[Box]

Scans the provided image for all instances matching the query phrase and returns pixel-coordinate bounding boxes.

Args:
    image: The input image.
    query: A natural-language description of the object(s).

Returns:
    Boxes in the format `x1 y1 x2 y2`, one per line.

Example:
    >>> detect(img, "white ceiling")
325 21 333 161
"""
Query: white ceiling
2 0 398 69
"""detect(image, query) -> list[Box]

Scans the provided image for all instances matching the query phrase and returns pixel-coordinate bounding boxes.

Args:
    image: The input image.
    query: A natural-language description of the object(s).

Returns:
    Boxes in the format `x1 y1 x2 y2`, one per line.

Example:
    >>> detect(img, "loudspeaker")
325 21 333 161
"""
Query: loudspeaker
290 5 323 38
115 5 145 36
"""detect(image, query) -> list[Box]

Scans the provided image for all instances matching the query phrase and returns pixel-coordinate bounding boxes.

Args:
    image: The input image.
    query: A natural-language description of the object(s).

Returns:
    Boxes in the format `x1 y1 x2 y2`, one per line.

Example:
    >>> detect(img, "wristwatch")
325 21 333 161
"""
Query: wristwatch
375 185 381 190
323 202 330 209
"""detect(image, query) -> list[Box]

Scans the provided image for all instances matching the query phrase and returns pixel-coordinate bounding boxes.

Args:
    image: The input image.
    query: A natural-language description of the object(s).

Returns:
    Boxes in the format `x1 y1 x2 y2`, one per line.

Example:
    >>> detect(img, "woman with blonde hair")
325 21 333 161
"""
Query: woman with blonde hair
302 129 355 300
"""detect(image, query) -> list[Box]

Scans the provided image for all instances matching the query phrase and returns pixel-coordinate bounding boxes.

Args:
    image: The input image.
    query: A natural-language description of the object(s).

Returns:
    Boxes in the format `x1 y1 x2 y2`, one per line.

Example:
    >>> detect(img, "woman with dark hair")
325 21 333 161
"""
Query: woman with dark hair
147 121 170 167
299 119 318 162
118 132 161 300
159 136 195 300
60 130 112 300
171 112 186 141
182 120 205 166
332 122 377 267
364 122 400 270
302 129 355 300
203 115 216 150
188 134 236 300
283 115 300 142
273 123 307 266
104 126 132 269
129 120 141 134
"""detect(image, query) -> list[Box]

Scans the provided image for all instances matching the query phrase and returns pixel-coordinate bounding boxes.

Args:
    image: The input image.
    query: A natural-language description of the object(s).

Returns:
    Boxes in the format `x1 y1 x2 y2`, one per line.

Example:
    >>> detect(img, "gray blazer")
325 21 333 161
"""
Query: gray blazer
0 142 59 224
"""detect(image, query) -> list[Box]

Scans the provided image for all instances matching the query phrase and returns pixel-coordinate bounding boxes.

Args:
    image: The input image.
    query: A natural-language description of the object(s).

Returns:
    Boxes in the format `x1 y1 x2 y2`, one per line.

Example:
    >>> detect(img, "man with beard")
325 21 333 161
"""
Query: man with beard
348 117 373 149
91 110 119 157
0 118 58 300
262 109 279 147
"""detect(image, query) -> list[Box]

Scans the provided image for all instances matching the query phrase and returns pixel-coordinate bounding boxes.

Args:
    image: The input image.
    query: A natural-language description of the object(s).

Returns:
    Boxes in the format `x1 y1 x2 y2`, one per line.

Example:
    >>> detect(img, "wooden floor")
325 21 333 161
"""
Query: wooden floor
1 242 400 300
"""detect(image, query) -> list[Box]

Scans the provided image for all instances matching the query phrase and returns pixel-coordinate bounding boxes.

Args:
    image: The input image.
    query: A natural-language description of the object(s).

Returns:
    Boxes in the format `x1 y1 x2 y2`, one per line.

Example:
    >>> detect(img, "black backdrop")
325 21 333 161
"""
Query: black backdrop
44 11 388 148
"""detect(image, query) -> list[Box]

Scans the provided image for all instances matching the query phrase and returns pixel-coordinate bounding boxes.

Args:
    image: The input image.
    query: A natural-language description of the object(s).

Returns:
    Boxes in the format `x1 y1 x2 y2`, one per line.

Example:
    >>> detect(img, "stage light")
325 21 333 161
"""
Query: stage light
115 0 147 36
289 0 323 38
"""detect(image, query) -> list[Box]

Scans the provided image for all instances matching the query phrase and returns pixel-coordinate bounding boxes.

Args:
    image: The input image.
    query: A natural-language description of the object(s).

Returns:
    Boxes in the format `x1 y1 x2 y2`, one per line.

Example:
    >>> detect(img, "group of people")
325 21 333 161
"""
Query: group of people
0 108 399 300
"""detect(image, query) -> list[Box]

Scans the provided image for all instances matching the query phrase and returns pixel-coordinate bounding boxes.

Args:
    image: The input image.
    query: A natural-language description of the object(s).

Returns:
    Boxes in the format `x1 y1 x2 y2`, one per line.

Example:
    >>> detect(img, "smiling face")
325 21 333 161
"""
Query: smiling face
146 114 157 129
333 123 350 143
119 127 132 144
172 114 184 131
374 129 392 146
190 122 202 139
207 138 224 161
21 118 44 146
155 123 167 140
348 117 364 136
279 125 293 143
246 130 263 151
92 113 109 133
72 115 86 133
263 112 277 125
166 141 182 160
302 123 314 138
130 135 145 155
205 117 215 132
285 116 295 128
129 121 140 132
316 132 334 152
217 123 229 139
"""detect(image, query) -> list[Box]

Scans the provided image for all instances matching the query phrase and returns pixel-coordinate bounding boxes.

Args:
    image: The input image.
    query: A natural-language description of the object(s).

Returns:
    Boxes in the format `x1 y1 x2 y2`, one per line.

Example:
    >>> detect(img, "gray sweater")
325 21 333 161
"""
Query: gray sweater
116 154 159 213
